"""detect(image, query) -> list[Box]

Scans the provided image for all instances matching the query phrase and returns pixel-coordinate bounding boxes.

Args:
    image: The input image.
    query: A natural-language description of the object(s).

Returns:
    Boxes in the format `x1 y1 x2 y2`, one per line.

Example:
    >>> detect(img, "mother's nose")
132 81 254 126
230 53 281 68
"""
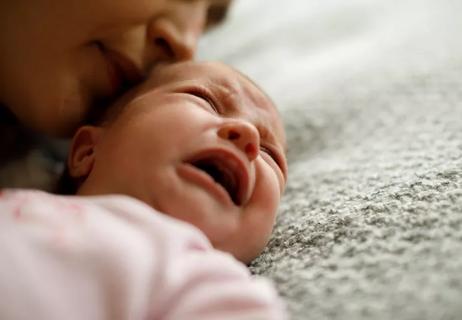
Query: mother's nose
147 1 207 62
218 120 260 161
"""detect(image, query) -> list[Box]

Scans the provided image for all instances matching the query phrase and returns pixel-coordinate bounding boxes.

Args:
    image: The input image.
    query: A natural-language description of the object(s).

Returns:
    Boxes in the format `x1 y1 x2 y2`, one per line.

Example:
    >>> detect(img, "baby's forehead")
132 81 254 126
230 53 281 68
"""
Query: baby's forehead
134 61 285 144
145 62 276 113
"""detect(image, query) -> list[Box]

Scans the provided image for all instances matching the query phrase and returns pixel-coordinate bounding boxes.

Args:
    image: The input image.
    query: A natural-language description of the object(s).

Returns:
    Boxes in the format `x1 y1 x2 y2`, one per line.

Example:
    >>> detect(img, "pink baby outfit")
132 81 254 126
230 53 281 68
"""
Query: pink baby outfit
0 189 286 320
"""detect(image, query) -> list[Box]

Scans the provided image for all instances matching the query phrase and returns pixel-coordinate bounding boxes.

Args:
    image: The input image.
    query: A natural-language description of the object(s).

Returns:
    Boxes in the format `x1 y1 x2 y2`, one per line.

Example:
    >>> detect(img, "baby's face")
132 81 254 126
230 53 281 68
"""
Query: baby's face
72 61 287 263
0 0 231 136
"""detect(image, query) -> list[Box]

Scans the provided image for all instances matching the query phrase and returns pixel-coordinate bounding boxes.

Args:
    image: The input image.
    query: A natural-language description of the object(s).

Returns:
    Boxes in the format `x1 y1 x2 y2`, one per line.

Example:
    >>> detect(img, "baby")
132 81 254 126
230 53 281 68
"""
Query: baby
0 61 288 319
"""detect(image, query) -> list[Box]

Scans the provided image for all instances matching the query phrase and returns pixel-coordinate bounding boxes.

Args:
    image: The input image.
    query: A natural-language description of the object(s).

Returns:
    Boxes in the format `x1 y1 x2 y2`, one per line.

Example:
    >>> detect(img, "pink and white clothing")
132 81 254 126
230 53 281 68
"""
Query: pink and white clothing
0 189 286 320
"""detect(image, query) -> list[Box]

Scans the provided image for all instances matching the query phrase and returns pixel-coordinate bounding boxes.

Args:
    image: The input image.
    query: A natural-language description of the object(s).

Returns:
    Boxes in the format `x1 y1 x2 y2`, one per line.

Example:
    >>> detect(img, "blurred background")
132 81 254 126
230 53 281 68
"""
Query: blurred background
200 0 461 108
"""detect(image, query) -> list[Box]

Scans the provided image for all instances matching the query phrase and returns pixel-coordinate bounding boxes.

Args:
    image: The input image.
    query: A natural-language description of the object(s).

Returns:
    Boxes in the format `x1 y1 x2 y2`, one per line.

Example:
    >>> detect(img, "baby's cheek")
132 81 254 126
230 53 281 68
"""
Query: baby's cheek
260 153 286 195
262 157 284 195
250 161 281 221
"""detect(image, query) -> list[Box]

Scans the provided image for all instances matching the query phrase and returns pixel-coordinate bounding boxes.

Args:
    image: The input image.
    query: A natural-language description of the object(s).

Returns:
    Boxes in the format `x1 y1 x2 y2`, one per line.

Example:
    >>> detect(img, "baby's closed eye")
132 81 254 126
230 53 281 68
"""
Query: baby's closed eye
185 87 220 114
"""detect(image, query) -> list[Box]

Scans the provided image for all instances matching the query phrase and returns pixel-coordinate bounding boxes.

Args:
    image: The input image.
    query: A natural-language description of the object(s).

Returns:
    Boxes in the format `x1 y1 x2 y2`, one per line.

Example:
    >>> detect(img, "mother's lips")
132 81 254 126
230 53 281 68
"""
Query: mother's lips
182 148 251 206
97 42 143 94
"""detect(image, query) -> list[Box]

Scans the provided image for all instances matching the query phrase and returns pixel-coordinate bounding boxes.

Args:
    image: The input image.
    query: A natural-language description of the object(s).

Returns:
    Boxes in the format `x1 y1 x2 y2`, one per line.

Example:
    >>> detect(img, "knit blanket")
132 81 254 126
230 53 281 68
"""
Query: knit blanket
198 0 462 319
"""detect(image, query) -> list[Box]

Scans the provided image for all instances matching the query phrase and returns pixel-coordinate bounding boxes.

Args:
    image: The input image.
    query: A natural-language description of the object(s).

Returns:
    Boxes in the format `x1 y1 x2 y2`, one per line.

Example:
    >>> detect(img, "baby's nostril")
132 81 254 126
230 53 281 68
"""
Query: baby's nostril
228 130 240 140
245 143 256 156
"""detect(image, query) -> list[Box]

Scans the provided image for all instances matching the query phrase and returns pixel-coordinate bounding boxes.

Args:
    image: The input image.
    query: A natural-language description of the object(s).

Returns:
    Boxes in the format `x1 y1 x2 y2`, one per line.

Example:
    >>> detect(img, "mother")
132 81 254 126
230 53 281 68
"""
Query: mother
0 0 231 135
0 0 231 187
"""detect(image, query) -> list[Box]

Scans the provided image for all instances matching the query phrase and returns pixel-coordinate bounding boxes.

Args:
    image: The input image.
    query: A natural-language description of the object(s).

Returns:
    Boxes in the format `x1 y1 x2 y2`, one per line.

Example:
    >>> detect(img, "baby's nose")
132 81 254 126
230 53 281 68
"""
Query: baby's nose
218 121 260 162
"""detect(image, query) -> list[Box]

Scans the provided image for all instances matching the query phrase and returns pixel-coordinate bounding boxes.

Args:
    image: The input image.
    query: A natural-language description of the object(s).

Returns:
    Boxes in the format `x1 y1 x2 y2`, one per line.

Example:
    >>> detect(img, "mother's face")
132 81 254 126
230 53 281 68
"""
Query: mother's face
0 0 231 136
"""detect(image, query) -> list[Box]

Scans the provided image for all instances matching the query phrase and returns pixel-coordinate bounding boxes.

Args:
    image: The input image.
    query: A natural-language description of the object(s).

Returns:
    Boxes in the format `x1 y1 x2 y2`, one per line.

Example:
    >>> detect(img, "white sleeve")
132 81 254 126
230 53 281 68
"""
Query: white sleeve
0 190 287 320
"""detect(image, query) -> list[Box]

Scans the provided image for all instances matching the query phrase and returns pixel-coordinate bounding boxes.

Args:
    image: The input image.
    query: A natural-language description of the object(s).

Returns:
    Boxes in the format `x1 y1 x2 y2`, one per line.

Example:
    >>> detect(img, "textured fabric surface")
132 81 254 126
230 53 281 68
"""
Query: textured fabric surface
198 1 462 319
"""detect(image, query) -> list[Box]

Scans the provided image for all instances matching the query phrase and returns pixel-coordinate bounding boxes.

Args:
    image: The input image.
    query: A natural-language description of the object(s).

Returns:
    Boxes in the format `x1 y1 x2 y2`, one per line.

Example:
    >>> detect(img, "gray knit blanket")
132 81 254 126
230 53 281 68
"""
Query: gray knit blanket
198 0 462 319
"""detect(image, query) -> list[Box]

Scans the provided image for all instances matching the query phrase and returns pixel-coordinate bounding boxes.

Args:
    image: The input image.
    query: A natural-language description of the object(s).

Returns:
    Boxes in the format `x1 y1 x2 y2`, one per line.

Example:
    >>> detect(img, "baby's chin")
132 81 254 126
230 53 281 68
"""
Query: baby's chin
164 203 273 264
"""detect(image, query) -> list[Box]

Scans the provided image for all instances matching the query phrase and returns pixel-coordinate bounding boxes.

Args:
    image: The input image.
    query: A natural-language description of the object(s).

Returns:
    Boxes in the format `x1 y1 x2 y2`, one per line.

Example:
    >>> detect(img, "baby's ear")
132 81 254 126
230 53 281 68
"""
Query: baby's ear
68 126 102 179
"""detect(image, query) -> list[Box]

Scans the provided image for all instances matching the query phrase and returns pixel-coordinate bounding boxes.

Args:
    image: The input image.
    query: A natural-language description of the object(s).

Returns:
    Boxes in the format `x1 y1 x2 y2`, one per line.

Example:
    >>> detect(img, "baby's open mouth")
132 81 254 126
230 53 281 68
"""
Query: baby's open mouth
192 158 239 205
186 150 249 206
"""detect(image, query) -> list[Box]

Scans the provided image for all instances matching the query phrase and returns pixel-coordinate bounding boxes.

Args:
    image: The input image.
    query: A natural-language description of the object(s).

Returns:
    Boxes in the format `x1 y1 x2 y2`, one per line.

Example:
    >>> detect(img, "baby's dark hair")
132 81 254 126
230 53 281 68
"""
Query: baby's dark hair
55 166 77 195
